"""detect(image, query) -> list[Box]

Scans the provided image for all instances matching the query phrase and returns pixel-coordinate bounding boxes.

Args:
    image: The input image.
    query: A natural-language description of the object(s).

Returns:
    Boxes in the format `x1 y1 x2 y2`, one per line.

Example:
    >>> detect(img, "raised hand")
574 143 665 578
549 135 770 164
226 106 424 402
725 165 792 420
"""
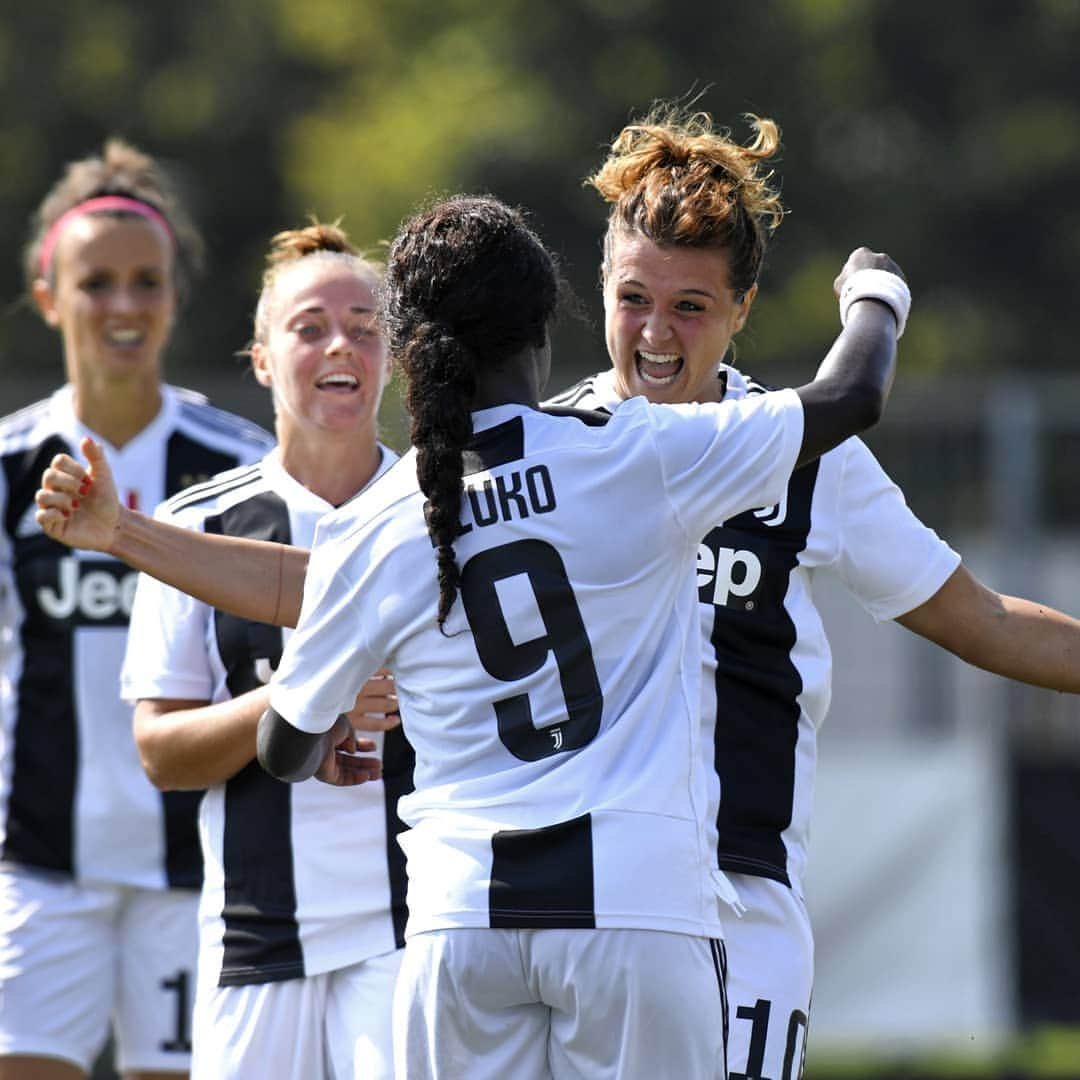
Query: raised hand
34 436 121 553
833 246 906 298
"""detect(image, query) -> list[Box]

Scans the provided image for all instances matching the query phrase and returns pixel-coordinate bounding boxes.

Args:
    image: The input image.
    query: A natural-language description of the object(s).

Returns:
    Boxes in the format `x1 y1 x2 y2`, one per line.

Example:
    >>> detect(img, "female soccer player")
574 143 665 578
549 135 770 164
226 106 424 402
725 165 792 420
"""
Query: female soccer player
0 141 272 1080
545 105 1080 1079
256 193 902 1079
120 223 408 1079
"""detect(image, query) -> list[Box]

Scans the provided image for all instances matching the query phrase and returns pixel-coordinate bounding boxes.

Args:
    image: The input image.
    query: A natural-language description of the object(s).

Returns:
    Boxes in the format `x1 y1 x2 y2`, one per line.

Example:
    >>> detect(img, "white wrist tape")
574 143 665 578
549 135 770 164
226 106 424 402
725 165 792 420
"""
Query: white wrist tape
838 267 911 339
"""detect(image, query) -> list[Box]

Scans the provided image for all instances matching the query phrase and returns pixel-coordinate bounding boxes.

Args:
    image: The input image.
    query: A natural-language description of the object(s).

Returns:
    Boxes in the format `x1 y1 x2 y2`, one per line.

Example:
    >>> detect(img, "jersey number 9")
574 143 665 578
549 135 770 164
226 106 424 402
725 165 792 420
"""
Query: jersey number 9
461 539 603 762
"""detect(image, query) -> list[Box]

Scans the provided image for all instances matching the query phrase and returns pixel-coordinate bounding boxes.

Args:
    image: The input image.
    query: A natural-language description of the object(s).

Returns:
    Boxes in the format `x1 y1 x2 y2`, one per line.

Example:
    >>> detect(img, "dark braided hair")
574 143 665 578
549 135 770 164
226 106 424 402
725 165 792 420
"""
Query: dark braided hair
382 195 560 630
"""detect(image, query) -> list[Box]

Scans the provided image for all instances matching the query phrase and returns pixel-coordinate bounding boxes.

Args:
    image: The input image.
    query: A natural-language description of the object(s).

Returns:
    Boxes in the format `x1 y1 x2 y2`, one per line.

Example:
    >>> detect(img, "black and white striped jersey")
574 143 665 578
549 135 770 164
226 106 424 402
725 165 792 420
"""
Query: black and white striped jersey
547 368 960 895
0 384 273 888
121 448 410 986
271 395 804 938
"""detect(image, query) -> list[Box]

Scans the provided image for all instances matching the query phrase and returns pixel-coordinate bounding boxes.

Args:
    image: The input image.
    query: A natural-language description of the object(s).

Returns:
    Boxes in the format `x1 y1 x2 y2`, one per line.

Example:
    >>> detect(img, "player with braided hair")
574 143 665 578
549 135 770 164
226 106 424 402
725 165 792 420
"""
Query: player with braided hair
255 192 900 1079
546 104 1080 1078
119 220 406 1080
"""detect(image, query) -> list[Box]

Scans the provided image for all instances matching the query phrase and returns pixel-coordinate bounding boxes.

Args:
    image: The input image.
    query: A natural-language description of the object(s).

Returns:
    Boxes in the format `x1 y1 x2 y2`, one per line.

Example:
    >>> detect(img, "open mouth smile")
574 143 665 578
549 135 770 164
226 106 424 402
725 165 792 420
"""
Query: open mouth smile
636 349 683 386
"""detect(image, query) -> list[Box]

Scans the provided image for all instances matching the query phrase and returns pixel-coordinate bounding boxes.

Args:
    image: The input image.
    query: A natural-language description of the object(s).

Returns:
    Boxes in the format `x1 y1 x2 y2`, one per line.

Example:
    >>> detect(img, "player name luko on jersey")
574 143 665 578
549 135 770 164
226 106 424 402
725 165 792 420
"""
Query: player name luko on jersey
457 464 557 534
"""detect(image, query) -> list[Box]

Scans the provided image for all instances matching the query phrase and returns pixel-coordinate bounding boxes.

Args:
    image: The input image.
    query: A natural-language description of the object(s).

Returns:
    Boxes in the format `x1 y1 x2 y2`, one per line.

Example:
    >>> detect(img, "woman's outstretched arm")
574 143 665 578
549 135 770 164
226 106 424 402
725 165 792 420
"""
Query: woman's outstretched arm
35 435 308 627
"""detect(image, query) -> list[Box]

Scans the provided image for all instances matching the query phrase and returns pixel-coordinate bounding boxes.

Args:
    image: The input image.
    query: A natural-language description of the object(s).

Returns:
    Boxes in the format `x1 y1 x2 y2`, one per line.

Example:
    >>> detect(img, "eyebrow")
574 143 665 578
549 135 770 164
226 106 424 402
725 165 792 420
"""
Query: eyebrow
290 305 375 317
619 277 716 300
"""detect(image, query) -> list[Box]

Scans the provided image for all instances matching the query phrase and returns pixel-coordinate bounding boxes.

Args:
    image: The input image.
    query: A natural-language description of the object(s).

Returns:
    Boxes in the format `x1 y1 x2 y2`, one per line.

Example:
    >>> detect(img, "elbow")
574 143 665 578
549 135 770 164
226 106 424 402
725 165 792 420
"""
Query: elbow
136 739 180 792
845 382 886 434
256 707 317 783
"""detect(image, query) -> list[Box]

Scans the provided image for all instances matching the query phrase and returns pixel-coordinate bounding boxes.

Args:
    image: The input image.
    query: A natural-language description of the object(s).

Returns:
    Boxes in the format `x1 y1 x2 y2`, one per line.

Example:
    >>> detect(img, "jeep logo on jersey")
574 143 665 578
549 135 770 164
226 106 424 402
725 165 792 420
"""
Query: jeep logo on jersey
35 556 137 626
697 530 766 610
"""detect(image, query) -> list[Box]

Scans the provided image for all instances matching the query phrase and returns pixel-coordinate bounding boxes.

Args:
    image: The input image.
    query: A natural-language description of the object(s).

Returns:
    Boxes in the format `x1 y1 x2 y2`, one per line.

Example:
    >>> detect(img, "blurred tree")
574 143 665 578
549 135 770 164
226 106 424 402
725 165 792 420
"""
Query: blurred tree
1 0 1078 422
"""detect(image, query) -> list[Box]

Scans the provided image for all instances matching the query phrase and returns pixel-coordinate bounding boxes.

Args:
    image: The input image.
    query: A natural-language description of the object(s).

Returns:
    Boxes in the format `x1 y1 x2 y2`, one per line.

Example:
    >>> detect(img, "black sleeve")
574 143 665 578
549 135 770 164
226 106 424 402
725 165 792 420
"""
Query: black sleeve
256 706 330 783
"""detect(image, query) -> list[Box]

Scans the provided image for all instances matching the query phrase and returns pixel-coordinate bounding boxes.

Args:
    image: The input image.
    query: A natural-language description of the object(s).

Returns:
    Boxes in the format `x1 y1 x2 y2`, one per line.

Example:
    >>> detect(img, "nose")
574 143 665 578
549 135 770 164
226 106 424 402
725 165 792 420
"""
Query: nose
641 309 672 346
107 286 142 314
325 329 353 357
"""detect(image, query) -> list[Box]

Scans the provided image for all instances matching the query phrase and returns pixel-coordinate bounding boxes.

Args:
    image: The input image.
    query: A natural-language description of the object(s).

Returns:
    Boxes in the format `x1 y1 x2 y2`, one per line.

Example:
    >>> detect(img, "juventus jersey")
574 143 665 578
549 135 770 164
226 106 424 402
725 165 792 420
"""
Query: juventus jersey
0 384 273 888
271 394 804 939
547 368 960 894
121 447 410 986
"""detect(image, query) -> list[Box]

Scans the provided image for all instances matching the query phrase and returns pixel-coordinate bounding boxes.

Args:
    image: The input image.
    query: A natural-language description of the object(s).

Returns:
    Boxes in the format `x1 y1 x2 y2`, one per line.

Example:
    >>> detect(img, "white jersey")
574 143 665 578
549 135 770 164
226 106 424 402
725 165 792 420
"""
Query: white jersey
0 385 272 888
548 367 960 894
271 394 804 938
121 447 409 986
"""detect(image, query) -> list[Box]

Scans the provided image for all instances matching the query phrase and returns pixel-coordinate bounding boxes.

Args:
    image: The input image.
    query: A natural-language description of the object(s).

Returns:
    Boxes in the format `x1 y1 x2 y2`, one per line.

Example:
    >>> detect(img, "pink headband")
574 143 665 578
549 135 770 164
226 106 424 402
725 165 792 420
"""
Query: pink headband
37 195 175 276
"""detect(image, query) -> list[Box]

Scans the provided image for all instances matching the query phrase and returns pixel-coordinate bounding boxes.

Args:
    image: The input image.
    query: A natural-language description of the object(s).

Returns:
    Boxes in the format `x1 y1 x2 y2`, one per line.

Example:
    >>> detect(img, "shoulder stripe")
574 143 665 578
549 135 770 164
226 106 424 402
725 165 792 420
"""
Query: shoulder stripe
743 375 776 396
0 400 52 446
545 378 599 408
177 399 274 446
162 463 264 514
540 404 612 425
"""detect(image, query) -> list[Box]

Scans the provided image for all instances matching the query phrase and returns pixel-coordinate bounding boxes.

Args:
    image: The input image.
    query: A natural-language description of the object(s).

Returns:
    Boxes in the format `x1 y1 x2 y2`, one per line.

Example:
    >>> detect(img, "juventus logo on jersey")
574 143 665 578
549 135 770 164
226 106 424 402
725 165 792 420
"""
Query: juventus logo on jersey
753 490 788 527
551 728 564 751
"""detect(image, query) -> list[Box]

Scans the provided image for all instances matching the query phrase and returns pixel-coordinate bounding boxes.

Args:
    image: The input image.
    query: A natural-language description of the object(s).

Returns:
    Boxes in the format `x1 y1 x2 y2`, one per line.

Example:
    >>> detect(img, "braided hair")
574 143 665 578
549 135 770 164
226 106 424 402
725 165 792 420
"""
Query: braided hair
382 195 559 630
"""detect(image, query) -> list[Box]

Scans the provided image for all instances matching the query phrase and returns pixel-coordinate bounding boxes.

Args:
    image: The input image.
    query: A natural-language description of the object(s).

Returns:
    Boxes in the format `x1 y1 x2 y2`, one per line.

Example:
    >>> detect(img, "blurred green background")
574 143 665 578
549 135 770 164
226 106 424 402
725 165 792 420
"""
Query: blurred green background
5 0 1080 424
4 2 1080 1077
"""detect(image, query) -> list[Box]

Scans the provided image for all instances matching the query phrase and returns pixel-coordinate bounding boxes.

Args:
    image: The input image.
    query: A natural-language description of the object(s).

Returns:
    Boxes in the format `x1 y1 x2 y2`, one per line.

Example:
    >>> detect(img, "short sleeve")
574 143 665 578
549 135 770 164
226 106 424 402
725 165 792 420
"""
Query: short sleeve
832 438 961 621
121 568 215 702
120 503 215 703
268 529 382 734
647 388 804 540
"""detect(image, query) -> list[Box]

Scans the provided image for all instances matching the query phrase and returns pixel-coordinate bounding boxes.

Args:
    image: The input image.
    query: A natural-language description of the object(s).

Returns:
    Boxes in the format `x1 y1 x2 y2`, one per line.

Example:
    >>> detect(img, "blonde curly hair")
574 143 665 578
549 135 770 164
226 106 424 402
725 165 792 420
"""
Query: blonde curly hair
588 105 785 297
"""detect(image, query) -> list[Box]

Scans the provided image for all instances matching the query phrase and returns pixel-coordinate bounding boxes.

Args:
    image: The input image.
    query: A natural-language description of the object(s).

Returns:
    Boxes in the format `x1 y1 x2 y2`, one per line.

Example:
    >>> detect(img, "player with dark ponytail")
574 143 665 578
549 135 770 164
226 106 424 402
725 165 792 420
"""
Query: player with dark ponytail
256 192 901 1079
385 197 559 629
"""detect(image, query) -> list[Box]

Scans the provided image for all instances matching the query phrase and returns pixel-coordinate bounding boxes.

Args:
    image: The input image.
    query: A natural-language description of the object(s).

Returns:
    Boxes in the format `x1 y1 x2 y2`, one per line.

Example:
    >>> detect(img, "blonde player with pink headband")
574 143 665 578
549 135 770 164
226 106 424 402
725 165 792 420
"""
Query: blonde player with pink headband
0 141 272 1080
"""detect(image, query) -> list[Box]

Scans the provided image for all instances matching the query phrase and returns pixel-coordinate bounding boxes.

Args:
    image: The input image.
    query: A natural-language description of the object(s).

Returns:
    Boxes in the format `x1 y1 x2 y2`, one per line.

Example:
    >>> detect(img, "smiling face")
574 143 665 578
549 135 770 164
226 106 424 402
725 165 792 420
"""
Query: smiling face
251 258 391 446
33 214 176 393
603 230 757 405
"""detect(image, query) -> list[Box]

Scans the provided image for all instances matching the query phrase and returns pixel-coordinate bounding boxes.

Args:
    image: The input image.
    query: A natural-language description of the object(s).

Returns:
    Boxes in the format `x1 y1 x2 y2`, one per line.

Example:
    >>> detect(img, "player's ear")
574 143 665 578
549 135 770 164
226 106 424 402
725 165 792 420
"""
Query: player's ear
32 277 62 328
251 342 274 388
731 282 758 333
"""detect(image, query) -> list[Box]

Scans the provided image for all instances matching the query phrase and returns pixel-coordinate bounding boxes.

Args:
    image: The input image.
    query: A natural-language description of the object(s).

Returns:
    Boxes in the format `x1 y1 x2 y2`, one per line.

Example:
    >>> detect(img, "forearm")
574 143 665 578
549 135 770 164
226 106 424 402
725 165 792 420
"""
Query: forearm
110 506 307 627
938 595 1080 692
898 567 1080 693
134 688 270 790
795 300 897 466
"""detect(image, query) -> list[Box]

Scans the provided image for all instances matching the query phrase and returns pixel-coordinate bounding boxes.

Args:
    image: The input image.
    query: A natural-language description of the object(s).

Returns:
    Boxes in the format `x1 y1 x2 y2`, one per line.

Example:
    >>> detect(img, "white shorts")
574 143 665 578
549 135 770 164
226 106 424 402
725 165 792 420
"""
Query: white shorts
724 875 813 1080
191 948 402 1080
396 927 728 1080
0 863 198 1073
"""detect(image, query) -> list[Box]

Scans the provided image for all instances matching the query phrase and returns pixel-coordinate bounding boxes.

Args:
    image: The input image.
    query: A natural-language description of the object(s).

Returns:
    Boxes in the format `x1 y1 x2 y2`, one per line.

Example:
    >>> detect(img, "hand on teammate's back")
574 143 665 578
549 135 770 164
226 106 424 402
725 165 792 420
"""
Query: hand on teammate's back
344 669 400 733
314 714 384 787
